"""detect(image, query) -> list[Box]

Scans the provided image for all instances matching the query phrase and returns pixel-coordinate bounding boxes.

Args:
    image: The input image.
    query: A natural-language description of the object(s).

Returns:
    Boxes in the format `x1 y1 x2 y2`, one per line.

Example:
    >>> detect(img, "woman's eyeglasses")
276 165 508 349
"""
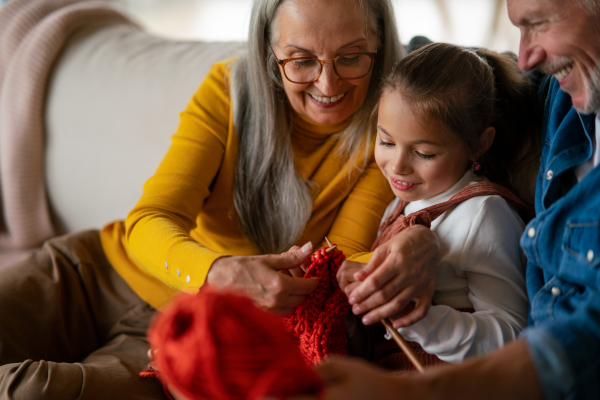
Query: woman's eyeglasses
269 44 376 84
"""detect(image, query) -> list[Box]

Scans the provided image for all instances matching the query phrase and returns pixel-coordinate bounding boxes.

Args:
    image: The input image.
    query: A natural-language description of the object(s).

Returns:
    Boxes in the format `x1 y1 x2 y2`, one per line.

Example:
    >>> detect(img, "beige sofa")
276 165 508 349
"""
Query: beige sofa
0 11 244 268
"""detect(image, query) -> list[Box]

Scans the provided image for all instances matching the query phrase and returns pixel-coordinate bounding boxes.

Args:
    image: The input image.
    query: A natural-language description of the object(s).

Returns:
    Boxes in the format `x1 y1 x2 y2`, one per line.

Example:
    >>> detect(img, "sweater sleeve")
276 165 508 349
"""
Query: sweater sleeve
326 158 394 256
397 196 529 363
124 62 231 292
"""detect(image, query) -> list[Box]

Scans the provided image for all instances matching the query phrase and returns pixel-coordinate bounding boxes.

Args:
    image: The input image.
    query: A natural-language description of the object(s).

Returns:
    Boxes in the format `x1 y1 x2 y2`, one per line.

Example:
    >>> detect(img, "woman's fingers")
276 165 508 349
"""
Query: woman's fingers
206 243 319 313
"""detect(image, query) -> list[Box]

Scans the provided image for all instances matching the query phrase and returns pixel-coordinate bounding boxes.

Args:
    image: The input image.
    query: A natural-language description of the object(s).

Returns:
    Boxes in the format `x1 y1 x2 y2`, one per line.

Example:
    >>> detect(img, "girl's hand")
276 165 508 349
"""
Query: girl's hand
206 242 319 315
337 260 368 295
347 225 440 328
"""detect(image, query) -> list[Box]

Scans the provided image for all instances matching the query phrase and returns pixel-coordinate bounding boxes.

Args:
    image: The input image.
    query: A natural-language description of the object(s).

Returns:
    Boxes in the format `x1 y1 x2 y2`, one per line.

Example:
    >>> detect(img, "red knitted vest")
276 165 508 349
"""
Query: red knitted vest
373 182 530 371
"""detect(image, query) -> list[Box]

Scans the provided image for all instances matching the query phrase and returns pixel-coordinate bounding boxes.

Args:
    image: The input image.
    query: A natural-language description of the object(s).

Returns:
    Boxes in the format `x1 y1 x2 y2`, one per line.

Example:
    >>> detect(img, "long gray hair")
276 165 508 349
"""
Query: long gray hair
231 0 402 254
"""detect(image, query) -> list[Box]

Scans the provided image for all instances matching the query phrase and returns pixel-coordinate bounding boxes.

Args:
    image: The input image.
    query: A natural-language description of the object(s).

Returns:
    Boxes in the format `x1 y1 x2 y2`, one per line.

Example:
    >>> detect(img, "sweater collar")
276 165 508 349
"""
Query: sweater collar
291 110 352 139
404 170 488 215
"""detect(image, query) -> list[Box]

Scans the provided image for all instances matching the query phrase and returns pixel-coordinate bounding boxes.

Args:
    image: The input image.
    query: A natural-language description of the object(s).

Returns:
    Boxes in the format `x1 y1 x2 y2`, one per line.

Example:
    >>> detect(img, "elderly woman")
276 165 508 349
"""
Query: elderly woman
0 0 439 398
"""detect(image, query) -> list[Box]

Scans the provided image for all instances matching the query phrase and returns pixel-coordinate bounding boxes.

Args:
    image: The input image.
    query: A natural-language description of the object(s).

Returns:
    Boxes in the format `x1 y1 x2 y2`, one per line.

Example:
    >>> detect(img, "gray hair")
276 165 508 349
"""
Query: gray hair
230 0 402 254
575 0 600 15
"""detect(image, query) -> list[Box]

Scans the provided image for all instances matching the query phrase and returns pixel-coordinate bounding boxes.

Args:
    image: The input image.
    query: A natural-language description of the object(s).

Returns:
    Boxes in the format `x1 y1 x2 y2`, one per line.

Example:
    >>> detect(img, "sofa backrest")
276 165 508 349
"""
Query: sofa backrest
46 24 244 233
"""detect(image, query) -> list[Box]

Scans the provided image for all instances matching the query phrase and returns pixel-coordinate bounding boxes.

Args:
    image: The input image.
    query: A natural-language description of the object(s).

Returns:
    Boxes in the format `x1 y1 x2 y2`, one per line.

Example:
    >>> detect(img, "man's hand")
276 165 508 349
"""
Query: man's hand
315 357 405 400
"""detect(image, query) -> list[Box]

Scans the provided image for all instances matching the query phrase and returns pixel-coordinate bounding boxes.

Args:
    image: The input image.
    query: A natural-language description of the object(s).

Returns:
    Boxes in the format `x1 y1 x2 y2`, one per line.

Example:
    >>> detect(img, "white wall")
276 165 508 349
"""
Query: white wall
112 0 520 54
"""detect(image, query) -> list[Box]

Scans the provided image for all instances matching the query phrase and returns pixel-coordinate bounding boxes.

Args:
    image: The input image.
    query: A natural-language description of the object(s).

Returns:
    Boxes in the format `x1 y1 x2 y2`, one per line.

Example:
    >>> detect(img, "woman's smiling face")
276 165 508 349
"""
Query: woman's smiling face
270 0 377 125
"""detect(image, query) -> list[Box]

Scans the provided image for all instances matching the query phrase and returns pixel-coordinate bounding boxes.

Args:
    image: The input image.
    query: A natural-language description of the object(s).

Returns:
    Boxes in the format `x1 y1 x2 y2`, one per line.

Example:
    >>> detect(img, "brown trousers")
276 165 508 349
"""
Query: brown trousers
0 230 166 400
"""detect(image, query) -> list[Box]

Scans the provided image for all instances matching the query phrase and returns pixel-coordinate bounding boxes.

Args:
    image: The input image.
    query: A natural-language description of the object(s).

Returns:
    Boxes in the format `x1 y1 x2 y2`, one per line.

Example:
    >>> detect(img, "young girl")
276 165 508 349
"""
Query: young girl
341 42 539 368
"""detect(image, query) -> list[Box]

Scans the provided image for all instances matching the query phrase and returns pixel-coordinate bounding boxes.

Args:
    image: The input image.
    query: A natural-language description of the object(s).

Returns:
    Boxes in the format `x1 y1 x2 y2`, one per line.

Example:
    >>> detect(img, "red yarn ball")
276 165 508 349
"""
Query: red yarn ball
148 287 323 400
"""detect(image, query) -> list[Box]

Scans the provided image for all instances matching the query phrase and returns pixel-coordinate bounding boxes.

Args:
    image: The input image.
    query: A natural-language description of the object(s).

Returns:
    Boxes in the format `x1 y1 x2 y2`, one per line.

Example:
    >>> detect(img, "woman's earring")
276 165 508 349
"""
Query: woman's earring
472 161 481 171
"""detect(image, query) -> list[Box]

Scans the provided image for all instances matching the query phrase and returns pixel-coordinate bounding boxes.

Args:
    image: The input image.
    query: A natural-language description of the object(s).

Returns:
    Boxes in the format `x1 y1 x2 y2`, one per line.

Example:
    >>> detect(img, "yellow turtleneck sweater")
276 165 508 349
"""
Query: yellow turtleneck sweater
100 60 393 310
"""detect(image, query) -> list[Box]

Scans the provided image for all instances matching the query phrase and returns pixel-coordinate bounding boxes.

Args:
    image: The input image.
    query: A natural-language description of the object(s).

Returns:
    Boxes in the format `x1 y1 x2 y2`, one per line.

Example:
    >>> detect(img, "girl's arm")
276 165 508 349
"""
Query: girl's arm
397 195 529 362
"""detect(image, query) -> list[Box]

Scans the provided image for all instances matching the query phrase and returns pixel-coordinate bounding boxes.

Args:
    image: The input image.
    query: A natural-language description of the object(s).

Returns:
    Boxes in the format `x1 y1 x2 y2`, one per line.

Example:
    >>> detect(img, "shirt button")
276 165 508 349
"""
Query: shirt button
546 170 554 180
588 250 594 262
164 262 168 269
177 269 181 277
551 286 562 296
186 275 191 283
527 227 536 238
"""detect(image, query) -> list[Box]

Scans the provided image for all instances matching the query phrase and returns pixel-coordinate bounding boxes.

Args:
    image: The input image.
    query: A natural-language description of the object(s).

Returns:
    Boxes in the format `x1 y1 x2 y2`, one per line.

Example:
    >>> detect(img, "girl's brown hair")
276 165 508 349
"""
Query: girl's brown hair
379 42 539 198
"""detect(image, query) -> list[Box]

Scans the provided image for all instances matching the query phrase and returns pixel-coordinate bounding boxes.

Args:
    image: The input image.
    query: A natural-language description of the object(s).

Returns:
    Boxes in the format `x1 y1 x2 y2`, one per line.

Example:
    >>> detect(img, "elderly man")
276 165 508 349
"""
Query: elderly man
315 0 600 399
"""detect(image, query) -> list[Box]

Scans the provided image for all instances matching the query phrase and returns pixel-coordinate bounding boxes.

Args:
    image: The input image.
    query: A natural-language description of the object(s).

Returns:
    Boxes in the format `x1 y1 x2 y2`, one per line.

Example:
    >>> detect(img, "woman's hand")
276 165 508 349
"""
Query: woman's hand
343 225 440 328
206 242 319 315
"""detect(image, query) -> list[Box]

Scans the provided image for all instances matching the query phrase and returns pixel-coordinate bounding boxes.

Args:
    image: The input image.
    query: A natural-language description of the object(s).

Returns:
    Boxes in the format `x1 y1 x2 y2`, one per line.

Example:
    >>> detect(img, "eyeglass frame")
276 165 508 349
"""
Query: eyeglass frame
268 43 377 84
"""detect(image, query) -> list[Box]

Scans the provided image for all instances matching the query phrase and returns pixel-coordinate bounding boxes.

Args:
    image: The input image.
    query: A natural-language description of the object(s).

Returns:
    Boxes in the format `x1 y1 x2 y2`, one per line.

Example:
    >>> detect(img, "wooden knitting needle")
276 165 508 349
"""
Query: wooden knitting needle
322 236 421 372
381 317 425 373
324 237 337 254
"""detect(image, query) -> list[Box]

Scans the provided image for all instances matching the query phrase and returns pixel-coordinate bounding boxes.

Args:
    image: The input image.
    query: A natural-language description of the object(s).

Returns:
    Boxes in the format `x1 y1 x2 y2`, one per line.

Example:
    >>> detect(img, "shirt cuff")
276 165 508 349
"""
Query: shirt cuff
521 326 575 400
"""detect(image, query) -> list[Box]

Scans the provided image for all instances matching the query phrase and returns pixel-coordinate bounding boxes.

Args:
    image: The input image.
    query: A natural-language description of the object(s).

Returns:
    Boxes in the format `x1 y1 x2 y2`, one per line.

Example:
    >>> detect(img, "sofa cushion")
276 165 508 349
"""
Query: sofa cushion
46 24 244 233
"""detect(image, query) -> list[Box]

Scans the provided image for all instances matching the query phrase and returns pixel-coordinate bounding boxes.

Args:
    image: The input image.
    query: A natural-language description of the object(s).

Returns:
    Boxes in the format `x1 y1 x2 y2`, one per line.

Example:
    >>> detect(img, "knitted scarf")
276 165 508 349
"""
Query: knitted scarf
282 245 349 365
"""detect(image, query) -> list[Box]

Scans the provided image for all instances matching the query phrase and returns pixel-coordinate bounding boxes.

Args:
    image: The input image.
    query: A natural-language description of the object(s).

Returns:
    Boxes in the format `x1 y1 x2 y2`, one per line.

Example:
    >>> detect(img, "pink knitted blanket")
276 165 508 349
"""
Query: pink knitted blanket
0 0 135 249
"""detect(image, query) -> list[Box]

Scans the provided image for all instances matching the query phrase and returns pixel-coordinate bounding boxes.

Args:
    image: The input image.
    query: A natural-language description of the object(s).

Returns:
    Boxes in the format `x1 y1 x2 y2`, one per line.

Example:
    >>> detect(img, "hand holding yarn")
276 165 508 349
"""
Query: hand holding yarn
283 240 351 365
206 242 319 315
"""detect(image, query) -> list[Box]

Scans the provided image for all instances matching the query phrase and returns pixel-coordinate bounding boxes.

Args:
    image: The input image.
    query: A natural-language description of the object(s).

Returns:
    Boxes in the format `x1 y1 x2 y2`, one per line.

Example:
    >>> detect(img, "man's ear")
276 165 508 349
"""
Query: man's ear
472 127 495 161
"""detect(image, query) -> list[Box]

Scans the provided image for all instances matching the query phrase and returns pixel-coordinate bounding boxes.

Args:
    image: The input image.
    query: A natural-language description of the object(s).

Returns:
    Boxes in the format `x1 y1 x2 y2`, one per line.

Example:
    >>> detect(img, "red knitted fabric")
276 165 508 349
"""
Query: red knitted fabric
146 287 323 400
282 246 350 365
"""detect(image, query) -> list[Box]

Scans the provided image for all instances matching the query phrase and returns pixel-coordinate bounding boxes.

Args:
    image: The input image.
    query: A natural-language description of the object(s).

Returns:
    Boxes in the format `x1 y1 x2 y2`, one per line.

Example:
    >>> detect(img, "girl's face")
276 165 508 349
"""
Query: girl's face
375 91 473 202
271 0 377 125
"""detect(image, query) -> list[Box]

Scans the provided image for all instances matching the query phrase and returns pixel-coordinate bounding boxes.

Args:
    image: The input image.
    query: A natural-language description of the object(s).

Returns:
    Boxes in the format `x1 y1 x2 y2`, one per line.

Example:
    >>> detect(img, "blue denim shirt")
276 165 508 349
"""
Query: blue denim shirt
520 77 600 400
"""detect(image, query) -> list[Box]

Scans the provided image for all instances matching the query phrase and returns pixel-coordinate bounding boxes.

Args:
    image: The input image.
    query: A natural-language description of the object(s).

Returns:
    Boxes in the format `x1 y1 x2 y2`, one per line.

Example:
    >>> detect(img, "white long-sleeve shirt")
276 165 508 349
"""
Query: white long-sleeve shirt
382 170 529 363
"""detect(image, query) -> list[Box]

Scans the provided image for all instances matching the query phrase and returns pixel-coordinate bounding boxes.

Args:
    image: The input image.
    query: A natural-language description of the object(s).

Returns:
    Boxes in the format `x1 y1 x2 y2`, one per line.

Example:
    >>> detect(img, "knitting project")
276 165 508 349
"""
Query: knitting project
282 245 350 365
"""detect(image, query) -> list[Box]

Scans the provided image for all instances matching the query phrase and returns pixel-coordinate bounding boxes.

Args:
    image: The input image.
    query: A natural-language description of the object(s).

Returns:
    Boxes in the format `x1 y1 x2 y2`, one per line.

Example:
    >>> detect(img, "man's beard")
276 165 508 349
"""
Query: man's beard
578 62 600 115
537 56 600 114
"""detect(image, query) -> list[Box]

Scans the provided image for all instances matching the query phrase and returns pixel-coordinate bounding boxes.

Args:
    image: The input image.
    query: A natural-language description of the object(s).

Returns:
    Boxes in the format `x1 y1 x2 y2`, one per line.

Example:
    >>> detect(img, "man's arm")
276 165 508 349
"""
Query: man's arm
315 339 543 400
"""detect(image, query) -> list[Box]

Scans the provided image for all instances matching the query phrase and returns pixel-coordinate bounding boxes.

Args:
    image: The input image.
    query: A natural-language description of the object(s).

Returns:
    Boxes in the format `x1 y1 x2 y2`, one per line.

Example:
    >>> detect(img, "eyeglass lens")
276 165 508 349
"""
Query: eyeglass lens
284 54 373 83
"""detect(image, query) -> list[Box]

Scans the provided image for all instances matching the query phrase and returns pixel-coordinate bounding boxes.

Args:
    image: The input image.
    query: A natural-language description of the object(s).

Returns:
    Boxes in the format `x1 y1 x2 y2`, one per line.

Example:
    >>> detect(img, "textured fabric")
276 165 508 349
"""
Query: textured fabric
147 288 323 400
0 230 166 399
0 0 135 249
520 77 600 400
572 113 600 180
283 247 349 365
372 180 530 250
101 61 394 310
351 171 529 363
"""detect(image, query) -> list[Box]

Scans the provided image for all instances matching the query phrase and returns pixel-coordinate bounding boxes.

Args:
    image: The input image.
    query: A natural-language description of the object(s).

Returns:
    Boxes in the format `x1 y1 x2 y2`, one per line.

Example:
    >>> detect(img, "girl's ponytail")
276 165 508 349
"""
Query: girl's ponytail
475 49 540 202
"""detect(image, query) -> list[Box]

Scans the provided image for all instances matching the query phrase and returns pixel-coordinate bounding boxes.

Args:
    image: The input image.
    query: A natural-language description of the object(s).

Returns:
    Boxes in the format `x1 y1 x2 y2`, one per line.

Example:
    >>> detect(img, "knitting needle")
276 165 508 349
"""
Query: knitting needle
381 317 425 373
324 237 337 254
322 237 421 372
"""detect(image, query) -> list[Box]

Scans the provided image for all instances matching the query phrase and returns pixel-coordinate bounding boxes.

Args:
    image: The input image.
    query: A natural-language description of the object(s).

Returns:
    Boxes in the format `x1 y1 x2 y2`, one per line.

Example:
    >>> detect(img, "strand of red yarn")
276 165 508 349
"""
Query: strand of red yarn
139 364 175 400
283 245 350 365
